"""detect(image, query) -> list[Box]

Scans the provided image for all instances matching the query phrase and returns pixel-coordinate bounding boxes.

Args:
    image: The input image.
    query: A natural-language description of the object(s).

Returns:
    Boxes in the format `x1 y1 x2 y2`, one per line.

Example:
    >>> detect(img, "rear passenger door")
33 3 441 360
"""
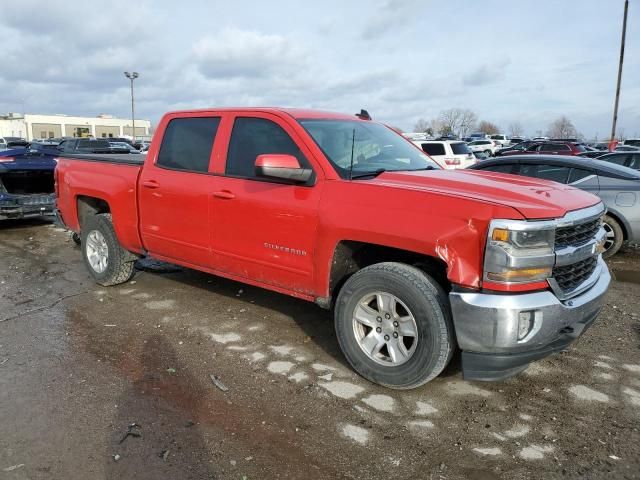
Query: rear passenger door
209 113 323 294
138 115 221 268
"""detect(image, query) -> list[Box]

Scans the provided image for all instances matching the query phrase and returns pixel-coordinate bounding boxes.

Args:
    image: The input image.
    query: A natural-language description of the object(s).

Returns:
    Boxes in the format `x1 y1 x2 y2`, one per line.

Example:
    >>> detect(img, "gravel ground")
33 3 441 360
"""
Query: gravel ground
1 219 639 480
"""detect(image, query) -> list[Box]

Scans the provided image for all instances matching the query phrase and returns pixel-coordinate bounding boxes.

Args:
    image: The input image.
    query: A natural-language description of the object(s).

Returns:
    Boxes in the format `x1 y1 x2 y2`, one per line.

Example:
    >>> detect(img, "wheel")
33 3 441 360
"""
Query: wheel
602 214 623 258
81 213 135 286
334 262 455 389
484 150 492 157
71 232 81 245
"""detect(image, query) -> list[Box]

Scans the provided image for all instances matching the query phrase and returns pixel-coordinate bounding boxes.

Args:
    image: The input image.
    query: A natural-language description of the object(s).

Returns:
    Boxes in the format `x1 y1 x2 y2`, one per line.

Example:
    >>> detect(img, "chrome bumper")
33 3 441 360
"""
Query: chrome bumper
449 258 610 380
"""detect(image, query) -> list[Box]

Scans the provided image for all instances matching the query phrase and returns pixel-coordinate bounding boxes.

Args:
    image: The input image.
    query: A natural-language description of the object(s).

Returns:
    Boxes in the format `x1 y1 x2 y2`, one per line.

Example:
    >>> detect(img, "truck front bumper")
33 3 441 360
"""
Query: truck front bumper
449 259 611 381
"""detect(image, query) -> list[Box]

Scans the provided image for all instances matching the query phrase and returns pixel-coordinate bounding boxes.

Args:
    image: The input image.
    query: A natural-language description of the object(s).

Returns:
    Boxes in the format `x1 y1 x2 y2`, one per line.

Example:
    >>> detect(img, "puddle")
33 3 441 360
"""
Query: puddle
611 270 640 285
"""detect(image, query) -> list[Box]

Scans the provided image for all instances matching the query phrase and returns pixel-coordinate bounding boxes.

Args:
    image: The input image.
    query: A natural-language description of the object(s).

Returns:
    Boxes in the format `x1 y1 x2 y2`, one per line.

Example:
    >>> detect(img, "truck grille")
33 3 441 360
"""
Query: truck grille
555 218 601 248
552 256 598 292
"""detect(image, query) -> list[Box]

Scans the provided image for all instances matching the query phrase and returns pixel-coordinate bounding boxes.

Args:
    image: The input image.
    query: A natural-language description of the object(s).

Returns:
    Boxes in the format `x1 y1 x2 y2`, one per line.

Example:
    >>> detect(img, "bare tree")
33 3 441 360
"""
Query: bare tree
508 122 524 137
478 120 500 135
413 118 430 133
458 110 478 139
438 108 477 138
546 116 577 138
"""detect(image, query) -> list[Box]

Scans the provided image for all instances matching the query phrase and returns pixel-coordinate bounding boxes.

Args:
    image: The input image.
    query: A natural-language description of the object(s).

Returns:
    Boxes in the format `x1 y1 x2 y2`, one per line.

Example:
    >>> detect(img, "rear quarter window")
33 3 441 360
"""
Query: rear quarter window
450 143 471 155
421 143 446 156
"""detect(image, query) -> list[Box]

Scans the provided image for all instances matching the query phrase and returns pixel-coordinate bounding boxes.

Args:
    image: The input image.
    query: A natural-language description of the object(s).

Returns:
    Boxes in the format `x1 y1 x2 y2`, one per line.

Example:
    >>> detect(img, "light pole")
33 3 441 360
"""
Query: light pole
124 71 139 143
610 0 628 141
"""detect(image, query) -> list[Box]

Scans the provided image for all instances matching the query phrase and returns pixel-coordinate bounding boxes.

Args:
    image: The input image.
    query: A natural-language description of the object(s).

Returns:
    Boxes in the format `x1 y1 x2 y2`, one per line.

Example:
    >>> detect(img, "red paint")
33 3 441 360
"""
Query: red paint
255 154 301 169
55 108 601 302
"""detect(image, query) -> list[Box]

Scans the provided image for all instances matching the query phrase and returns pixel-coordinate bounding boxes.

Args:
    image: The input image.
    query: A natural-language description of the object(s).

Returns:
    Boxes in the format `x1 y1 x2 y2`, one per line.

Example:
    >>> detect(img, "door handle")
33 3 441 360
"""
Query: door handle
212 190 235 200
142 180 160 189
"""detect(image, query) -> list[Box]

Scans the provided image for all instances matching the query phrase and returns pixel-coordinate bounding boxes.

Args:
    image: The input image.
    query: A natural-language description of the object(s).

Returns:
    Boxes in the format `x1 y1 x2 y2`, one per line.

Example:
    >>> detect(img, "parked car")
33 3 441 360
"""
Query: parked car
0 137 29 149
468 132 489 140
596 152 640 170
412 140 476 169
57 138 120 154
466 139 498 156
133 139 152 150
489 134 510 147
472 151 490 160
623 139 640 148
469 154 640 256
577 151 607 159
591 142 610 151
510 137 526 144
0 147 56 220
495 140 541 156
55 107 610 388
500 141 586 157
109 141 140 153
614 145 640 152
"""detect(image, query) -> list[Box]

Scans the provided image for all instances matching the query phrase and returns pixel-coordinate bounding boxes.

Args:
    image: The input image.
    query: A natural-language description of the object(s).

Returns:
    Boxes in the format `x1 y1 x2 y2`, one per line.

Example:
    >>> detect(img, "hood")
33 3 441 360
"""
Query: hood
370 169 601 219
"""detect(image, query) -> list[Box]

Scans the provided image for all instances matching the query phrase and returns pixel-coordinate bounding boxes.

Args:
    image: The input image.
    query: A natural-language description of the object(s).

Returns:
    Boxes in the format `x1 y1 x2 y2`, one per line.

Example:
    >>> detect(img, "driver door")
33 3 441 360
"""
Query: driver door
209 113 323 294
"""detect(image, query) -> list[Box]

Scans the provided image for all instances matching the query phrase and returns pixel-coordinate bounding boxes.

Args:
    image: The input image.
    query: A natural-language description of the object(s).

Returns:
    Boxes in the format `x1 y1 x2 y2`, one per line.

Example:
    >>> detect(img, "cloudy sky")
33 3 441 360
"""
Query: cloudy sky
1 0 638 139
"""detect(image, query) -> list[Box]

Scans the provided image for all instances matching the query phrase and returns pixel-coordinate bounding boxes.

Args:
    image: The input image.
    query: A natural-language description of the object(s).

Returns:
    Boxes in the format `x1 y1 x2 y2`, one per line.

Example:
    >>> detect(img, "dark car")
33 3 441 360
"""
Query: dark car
501 141 586 157
469 155 640 257
495 140 541 156
595 152 640 170
577 151 607 159
57 138 128 154
0 147 57 220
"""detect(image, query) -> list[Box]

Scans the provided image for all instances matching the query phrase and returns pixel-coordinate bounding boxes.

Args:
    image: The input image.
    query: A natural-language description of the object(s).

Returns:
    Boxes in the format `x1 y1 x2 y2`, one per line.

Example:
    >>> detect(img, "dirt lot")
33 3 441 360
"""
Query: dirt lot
1 219 639 480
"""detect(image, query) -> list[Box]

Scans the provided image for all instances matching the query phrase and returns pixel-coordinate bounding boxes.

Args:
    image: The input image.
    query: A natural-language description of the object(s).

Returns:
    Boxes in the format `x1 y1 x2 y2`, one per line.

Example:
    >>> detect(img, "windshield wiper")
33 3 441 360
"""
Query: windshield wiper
350 168 387 179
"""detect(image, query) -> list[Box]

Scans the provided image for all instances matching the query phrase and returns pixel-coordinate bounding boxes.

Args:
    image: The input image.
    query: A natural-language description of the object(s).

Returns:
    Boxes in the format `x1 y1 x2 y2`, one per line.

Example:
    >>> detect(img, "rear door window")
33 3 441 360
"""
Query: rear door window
521 164 570 183
420 143 446 156
157 117 220 172
483 164 517 174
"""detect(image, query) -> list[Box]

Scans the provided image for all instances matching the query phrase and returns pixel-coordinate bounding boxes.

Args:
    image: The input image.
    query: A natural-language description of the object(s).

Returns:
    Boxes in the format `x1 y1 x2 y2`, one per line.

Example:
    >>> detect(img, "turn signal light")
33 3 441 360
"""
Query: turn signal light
491 228 509 242
486 267 552 283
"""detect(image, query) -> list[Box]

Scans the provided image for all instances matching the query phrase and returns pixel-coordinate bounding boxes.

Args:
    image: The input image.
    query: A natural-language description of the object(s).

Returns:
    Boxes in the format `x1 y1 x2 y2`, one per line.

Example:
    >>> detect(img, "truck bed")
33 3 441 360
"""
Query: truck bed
62 153 145 165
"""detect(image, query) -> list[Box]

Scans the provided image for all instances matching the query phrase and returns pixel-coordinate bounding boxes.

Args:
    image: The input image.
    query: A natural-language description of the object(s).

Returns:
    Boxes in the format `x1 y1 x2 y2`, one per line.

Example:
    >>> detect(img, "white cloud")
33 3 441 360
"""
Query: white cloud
0 0 637 138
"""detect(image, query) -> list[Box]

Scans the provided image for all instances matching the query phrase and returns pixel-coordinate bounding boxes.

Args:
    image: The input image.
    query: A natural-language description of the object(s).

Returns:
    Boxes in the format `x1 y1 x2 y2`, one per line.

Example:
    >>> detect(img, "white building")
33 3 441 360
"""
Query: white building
0 112 151 140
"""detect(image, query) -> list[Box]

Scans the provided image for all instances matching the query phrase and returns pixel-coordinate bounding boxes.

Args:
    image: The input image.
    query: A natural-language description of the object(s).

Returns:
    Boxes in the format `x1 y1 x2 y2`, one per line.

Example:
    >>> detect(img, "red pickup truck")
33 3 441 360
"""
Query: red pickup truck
55 108 610 389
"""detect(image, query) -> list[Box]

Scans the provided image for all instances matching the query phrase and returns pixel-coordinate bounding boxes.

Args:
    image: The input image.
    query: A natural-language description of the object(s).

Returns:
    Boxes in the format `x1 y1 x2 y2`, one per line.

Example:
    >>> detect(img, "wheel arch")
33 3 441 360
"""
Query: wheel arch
324 240 450 309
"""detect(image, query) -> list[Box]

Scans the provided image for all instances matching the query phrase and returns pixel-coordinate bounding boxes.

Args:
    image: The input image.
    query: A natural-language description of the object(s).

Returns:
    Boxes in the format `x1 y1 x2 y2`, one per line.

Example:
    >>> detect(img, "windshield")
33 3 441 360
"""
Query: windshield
299 120 440 178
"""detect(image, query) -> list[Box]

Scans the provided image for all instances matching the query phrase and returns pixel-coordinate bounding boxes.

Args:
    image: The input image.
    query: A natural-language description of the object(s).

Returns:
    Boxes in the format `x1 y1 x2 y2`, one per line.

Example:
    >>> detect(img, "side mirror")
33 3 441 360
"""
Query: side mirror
255 154 312 183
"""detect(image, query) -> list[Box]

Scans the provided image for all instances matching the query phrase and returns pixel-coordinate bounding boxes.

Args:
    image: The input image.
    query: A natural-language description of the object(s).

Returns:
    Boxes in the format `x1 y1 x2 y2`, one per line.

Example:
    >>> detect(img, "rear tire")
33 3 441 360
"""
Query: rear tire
81 213 135 286
602 214 623 258
334 262 455 389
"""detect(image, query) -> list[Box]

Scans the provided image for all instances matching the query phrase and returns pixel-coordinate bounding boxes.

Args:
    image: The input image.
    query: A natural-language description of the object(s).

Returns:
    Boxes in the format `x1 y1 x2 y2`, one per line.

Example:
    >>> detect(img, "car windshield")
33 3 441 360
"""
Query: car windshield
299 119 440 178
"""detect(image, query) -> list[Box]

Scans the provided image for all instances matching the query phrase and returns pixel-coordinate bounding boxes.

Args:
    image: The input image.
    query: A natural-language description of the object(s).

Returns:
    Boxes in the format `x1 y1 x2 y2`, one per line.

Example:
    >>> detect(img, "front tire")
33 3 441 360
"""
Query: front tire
81 213 135 286
334 262 455 389
602 214 623 258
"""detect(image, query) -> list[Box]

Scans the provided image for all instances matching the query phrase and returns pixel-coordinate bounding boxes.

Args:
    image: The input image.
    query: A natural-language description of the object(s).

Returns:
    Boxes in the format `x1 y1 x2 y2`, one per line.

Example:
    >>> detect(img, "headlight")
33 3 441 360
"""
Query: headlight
484 220 556 284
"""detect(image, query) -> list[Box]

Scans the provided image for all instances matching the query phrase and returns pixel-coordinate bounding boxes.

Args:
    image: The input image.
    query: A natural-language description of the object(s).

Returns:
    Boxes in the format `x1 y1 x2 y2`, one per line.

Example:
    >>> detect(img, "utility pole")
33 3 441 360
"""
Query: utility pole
610 0 628 141
124 71 139 143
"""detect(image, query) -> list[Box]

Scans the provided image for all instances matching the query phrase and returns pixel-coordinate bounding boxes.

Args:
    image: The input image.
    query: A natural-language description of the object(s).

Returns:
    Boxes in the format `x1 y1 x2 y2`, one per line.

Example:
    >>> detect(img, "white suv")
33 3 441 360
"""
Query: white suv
412 140 476 169
489 134 510 147
466 139 499 156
